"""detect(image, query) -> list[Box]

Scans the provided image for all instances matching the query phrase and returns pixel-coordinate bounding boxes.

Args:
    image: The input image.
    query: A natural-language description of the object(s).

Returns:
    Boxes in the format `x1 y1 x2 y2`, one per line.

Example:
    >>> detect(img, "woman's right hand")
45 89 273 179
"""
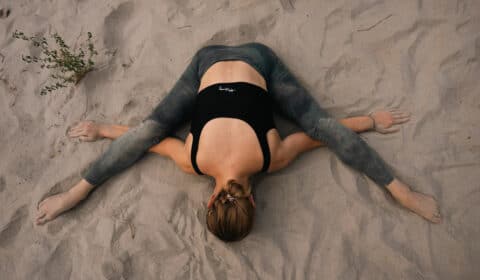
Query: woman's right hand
68 121 104 141
370 109 410 134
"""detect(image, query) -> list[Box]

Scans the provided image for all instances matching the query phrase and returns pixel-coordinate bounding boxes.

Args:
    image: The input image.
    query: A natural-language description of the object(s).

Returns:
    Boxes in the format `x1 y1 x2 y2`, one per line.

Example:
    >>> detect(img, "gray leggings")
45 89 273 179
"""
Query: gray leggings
83 43 394 187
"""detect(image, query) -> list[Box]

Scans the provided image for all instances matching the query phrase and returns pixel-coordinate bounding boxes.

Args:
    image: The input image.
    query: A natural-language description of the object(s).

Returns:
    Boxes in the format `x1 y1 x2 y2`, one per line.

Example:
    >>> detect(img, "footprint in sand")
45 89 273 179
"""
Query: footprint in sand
101 252 133 280
0 7 11 19
104 1 135 49
0 205 28 248
168 192 197 239
0 176 5 192
39 240 73 279
207 13 278 45
279 0 296 12
101 261 123 280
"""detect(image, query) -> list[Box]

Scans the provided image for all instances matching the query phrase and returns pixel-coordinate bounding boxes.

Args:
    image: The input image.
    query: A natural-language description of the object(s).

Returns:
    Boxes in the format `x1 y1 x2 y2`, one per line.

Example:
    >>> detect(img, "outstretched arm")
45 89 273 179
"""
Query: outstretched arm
268 110 409 173
69 121 194 174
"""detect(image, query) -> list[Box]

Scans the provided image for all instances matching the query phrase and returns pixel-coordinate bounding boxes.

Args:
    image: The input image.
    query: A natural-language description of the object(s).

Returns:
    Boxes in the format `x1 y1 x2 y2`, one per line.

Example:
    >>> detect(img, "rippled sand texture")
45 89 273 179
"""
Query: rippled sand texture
1 0 479 279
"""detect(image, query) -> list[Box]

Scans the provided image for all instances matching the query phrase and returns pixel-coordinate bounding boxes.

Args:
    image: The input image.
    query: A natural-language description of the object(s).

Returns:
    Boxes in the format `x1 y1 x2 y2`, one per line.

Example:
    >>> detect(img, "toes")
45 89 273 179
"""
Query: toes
427 207 442 223
430 213 442 224
38 197 49 209
36 210 46 220
36 215 51 225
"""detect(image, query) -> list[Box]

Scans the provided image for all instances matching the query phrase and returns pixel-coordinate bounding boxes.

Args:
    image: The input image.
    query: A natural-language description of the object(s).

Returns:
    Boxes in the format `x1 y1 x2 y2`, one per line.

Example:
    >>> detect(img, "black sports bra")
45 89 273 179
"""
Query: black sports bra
190 82 276 175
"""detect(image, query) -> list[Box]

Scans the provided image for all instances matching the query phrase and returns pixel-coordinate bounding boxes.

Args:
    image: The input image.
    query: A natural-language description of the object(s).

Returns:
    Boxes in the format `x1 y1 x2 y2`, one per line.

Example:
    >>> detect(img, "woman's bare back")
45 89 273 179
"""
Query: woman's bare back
185 60 277 177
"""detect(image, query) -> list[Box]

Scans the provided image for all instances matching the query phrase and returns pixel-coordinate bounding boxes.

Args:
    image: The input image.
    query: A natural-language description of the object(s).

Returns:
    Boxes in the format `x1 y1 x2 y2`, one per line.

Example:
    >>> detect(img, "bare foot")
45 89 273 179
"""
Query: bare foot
36 191 80 225
36 179 93 225
387 179 442 223
396 190 442 223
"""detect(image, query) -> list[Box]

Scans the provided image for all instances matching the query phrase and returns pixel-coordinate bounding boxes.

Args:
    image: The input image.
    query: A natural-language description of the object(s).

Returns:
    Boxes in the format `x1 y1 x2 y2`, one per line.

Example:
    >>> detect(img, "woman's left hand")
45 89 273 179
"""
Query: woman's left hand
370 109 410 134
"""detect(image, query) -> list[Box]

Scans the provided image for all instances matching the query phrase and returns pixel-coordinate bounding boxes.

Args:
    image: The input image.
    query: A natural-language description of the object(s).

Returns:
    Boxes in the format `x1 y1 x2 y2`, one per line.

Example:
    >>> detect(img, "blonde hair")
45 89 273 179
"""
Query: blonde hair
206 180 255 242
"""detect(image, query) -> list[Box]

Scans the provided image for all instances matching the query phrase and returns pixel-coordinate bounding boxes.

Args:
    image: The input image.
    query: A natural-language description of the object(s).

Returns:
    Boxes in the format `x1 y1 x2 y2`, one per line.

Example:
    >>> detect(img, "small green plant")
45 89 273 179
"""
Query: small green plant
13 30 98 95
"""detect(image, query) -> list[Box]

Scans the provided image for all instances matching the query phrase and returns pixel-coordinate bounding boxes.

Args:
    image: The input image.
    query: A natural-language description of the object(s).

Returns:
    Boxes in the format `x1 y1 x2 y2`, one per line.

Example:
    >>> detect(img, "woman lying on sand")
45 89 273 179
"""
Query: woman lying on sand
36 43 441 241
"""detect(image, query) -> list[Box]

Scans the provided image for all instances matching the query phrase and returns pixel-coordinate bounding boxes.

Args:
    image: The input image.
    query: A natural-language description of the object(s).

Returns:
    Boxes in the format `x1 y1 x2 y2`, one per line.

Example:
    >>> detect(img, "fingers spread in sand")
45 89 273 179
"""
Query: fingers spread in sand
67 121 101 142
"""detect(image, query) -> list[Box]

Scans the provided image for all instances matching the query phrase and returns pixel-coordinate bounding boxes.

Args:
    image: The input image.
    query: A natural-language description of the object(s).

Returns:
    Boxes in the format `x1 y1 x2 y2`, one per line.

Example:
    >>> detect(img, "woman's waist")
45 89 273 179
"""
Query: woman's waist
195 43 275 90
198 61 267 92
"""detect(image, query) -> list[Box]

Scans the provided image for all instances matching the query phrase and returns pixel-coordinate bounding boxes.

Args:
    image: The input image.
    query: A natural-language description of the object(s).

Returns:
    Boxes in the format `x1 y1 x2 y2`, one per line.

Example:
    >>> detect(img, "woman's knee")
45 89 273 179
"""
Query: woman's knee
308 118 369 164
335 135 370 166
120 119 167 148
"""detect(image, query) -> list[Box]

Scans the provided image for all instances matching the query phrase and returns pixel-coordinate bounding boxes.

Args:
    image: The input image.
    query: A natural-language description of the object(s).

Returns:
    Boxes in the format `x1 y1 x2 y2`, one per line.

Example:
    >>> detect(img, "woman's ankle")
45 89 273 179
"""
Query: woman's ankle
67 179 94 202
386 179 411 201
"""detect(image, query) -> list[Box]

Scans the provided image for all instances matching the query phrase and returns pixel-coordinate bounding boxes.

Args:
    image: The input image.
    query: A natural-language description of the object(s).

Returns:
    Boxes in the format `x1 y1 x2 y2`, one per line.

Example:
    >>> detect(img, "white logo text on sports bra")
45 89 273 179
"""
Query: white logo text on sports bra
218 86 236 93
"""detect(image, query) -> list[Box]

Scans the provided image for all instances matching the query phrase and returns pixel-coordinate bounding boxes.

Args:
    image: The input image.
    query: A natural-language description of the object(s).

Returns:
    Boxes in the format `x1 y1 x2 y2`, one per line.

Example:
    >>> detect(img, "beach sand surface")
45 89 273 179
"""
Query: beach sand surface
1 0 479 279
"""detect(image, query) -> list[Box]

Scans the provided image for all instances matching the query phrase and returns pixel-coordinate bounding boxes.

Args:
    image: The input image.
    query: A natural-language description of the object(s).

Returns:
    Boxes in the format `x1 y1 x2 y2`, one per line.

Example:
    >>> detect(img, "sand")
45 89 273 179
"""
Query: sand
1 0 479 279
